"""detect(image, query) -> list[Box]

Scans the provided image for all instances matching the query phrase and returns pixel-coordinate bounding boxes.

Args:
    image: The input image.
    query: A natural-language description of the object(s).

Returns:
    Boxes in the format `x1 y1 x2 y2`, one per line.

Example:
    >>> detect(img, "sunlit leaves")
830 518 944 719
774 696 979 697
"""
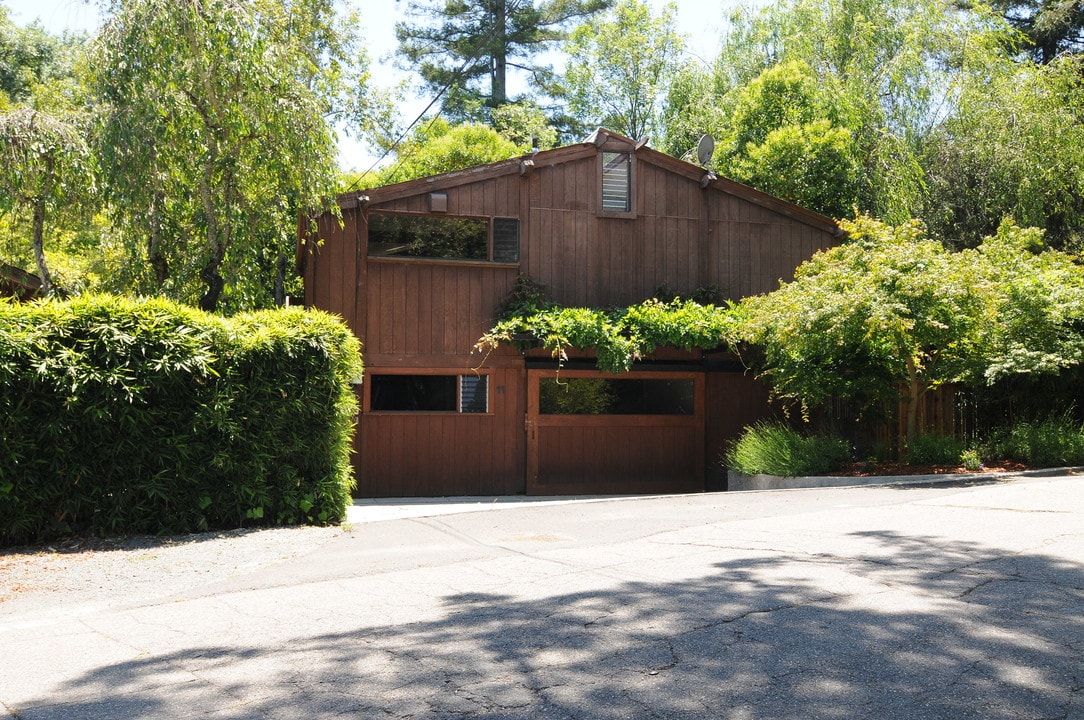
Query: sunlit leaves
563 0 684 141
377 118 522 185
733 215 1084 438
92 0 342 311
476 297 735 374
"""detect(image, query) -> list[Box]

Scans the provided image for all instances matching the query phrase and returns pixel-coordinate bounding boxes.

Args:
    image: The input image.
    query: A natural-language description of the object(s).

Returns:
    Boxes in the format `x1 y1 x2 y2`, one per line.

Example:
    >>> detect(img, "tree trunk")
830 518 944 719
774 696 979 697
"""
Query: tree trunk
199 257 225 312
275 250 287 307
31 197 54 296
198 161 225 312
491 0 507 106
905 355 923 444
147 190 169 288
31 150 55 295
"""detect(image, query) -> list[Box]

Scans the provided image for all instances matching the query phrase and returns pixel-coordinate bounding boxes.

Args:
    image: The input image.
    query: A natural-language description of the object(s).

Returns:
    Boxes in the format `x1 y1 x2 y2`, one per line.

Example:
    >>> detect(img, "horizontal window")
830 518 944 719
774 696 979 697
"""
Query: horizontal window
368 213 519 263
370 374 488 413
539 377 694 415
368 213 487 260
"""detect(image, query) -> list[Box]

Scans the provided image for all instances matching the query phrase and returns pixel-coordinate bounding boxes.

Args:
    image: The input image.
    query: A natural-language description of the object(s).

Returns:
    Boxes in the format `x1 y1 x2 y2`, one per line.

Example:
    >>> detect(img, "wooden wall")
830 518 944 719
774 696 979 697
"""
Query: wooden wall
362 261 518 363
705 371 779 490
520 152 835 307
301 139 840 497
357 366 526 497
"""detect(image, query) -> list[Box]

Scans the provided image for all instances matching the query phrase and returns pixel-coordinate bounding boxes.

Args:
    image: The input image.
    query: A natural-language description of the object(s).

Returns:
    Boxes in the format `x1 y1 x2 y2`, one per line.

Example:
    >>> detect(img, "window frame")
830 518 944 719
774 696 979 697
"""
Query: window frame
598 151 636 218
366 211 520 266
364 370 492 415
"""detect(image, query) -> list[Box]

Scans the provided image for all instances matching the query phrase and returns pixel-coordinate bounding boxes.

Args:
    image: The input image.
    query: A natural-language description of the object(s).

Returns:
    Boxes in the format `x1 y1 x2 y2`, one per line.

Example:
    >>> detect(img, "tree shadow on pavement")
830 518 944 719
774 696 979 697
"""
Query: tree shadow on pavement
15 531 1084 720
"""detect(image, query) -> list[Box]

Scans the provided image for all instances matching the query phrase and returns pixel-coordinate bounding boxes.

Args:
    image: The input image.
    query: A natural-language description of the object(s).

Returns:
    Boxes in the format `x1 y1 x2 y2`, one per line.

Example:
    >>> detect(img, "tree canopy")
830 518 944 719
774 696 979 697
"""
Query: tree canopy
91 0 352 312
660 0 1019 225
376 118 524 185
731 215 1084 440
562 0 685 142
718 60 863 218
396 0 610 124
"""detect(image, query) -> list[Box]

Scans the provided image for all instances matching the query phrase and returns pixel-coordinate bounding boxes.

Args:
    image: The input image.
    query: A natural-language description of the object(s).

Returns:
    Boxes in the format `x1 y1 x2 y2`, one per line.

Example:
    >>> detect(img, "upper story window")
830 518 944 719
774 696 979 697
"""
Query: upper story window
601 151 633 214
367 212 519 263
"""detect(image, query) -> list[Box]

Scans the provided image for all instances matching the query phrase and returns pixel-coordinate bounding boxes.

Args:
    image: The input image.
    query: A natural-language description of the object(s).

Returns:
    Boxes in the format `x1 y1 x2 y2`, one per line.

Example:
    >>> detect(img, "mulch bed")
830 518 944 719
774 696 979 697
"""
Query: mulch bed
828 460 1030 477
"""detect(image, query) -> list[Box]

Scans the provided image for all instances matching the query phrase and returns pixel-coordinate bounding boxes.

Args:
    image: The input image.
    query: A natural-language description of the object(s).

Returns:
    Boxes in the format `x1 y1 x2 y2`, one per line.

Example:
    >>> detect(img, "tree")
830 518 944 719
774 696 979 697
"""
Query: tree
0 6 56 103
562 0 684 142
92 0 344 312
728 121 862 219
659 61 728 160
661 0 1015 223
396 0 610 123
0 108 96 295
966 220 1084 382
717 60 863 218
983 0 1084 63
377 118 523 185
731 215 1084 442
921 54 1084 251
732 216 986 442
491 100 558 150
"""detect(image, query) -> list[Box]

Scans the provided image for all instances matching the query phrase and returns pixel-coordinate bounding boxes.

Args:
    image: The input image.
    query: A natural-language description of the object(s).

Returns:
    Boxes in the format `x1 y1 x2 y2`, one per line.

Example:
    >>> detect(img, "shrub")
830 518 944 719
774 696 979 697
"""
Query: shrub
0 295 362 546
960 448 983 471
904 433 965 465
726 422 851 477
981 414 1084 467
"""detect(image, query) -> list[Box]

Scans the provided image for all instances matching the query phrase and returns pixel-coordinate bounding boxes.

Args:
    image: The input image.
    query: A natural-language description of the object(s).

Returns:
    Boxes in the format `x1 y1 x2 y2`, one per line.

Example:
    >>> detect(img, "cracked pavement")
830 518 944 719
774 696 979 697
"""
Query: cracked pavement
1 475 1082 719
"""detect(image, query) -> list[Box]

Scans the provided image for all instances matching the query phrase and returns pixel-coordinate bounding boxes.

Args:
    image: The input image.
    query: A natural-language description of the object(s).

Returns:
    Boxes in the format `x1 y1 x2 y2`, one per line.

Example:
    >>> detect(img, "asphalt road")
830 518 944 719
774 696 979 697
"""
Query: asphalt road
2 475 1082 719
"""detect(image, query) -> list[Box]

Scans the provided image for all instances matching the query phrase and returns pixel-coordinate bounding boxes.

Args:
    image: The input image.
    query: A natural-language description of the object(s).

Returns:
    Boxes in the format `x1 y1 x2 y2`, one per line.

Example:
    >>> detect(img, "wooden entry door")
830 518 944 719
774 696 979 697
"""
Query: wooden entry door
526 369 705 495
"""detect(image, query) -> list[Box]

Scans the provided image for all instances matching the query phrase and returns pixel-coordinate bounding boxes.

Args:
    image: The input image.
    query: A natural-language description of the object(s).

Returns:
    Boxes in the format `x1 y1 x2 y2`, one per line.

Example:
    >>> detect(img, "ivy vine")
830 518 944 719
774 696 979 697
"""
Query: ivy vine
475 277 739 373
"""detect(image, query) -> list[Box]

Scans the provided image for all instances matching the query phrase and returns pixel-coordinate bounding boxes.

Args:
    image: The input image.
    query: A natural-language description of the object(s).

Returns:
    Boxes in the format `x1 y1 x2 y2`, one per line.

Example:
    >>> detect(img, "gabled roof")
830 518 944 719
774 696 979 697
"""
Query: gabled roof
339 128 840 236
0 264 43 302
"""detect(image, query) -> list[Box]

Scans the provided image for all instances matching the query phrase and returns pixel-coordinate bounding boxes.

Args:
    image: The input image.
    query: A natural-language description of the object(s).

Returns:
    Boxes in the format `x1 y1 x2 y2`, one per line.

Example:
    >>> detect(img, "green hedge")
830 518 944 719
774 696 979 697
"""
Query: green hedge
0 295 363 546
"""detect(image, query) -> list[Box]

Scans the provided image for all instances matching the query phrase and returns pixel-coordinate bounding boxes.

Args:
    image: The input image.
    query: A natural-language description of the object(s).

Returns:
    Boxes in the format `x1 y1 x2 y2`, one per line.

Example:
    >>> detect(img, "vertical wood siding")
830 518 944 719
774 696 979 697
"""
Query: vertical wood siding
303 143 840 497
357 366 526 497
705 371 777 490
362 262 518 360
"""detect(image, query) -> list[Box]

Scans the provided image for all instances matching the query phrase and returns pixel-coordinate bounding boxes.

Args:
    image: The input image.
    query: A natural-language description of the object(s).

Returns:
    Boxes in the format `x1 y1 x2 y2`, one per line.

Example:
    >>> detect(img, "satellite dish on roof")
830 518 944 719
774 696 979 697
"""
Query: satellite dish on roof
696 134 715 166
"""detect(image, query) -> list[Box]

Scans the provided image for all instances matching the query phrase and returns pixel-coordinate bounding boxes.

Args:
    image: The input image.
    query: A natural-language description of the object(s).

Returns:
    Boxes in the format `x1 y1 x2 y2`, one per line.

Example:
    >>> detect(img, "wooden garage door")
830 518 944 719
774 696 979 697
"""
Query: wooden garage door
526 369 705 495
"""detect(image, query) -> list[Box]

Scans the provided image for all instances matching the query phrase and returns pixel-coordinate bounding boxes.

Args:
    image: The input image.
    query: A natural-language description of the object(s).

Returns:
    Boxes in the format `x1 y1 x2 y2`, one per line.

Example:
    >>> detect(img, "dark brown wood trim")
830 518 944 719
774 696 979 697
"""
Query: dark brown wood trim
367 256 520 270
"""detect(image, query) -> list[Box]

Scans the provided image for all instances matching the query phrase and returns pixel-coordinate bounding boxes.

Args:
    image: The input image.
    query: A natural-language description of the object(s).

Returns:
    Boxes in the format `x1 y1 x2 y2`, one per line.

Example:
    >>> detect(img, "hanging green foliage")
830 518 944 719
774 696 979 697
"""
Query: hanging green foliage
475 296 737 373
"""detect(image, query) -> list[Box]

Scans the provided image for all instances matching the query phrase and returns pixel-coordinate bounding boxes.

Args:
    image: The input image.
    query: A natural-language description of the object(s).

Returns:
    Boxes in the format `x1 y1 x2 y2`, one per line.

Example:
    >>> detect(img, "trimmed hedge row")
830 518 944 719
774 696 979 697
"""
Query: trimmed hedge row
0 295 363 546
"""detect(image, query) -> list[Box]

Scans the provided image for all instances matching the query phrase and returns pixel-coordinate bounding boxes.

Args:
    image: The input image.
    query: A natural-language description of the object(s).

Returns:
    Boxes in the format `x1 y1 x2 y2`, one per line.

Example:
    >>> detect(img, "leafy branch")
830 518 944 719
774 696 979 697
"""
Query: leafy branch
475 296 738 374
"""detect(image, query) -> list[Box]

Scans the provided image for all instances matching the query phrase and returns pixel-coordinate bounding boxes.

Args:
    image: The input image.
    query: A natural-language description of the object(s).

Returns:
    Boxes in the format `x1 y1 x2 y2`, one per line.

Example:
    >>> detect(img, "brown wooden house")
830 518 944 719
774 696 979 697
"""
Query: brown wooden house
300 129 841 497
0 264 43 302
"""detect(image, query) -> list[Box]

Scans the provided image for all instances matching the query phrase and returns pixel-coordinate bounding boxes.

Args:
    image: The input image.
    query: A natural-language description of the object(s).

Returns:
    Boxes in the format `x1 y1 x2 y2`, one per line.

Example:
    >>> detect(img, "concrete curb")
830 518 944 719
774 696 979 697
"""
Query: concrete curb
345 467 1083 524
727 465 1084 492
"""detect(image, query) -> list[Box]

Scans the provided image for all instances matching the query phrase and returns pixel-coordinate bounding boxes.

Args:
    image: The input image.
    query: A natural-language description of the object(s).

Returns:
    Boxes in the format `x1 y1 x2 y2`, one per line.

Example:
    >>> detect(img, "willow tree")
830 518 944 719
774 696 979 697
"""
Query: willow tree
922 54 1084 251
92 0 346 312
0 108 95 295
